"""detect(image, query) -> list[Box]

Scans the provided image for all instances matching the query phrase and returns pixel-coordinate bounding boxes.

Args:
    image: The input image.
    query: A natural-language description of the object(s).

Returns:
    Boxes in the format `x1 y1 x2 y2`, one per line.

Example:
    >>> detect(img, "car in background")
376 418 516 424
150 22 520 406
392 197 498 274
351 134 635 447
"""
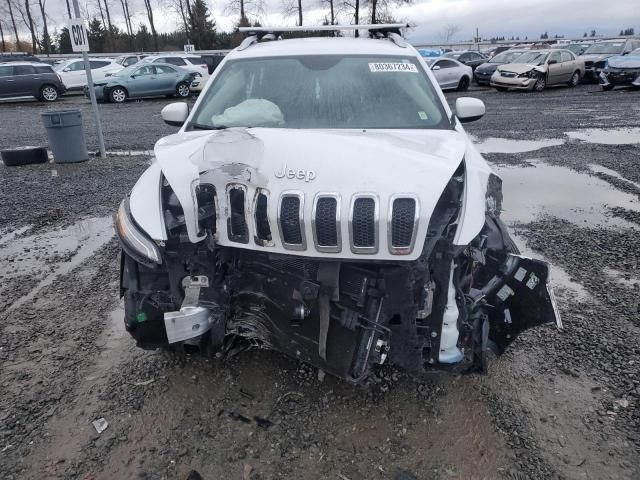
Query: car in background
599 48 640 90
0 53 40 63
423 56 473 91
139 54 209 91
444 51 486 70
565 42 593 56
488 46 513 58
86 63 195 103
114 54 148 67
490 49 584 92
582 39 640 81
473 50 528 85
0 62 65 102
55 58 122 90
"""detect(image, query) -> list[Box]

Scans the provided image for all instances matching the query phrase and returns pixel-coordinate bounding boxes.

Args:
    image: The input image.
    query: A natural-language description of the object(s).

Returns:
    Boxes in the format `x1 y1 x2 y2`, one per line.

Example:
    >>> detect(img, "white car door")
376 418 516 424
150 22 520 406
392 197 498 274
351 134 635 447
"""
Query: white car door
60 60 87 89
90 60 122 83
432 59 459 89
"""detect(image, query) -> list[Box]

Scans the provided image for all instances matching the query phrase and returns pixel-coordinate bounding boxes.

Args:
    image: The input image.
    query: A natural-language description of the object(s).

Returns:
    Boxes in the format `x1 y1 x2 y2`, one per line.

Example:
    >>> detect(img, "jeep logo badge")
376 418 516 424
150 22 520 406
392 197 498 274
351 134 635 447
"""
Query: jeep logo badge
275 165 316 182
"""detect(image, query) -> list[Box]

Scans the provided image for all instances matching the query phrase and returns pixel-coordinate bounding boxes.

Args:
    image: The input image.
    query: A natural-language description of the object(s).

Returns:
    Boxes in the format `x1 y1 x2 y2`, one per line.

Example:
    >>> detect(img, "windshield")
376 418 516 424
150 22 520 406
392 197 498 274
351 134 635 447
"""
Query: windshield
113 65 138 77
189 55 448 130
445 52 463 59
115 55 127 65
489 51 524 63
512 52 548 65
584 42 625 54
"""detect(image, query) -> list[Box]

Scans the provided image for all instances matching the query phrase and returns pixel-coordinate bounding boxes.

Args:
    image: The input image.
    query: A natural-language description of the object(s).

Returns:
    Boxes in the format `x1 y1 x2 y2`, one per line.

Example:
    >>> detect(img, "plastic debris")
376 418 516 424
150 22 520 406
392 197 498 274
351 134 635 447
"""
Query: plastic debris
134 379 155 386
92 417 109 434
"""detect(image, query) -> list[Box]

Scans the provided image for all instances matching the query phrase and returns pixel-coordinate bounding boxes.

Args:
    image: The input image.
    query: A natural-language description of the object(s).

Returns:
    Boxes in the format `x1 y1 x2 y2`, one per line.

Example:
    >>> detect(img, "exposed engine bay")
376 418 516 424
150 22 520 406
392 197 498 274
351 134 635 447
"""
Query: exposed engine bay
118 166 560 383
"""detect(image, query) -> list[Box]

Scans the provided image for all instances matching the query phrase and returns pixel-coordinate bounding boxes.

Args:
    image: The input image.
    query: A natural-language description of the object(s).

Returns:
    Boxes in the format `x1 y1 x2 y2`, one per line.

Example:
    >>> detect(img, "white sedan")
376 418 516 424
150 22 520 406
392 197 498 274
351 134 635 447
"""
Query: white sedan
54 58 122 90
423 56 473 91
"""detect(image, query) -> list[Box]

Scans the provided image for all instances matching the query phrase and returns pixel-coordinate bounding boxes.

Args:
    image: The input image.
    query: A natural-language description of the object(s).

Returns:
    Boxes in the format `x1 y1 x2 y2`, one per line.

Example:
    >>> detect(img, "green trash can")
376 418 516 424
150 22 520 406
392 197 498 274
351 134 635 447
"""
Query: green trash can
41 110 89 163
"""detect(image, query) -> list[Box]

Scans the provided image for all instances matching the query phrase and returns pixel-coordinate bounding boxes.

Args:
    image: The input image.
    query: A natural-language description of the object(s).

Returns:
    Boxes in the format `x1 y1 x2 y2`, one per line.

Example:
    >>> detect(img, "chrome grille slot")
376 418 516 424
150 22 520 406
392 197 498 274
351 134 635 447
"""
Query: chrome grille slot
254 191 272 244
313 195 340 253
350 195 378 254
390 196 418 255
278 192 305 250
227 185 248 243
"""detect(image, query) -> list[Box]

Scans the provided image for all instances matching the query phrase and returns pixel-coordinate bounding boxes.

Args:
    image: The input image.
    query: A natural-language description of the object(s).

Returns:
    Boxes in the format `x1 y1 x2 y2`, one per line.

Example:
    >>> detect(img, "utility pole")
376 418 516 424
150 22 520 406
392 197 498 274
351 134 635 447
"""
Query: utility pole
476 27 480 51
70 0 106 158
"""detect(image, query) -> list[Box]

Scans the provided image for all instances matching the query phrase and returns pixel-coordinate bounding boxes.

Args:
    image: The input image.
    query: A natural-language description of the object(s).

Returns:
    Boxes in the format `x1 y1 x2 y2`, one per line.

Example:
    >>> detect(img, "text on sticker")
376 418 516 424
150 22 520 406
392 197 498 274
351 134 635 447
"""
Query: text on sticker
369 63 418 73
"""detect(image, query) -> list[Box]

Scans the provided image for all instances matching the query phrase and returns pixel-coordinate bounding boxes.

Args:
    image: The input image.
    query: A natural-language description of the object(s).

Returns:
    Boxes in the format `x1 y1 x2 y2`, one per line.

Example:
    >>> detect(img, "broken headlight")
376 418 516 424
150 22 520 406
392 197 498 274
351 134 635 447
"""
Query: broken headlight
518 70 537 79
115 198 162 265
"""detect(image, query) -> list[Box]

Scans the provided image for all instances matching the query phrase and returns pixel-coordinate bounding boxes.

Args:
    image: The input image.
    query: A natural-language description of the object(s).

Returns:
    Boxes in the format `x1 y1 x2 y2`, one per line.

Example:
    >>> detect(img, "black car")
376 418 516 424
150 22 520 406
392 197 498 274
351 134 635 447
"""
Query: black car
0 53 40 63
473 50 527 85
0 62 66 102
444 50 487 70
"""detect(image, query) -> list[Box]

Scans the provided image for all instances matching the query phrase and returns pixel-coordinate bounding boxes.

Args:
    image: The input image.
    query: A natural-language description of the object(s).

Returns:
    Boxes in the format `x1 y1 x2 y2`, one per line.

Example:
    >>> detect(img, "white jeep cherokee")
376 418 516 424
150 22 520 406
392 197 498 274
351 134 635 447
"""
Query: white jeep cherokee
115 25 560 382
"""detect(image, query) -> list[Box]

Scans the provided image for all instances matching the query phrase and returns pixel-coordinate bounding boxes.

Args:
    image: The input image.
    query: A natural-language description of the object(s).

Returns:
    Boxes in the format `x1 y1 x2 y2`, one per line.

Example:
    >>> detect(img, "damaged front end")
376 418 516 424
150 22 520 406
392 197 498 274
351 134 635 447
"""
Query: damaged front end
116 153 560 382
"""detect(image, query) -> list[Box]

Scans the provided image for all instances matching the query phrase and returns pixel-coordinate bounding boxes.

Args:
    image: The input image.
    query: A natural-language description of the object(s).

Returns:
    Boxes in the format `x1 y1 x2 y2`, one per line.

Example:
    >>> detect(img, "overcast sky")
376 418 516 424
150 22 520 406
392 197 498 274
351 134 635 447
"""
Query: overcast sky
5 0 639 44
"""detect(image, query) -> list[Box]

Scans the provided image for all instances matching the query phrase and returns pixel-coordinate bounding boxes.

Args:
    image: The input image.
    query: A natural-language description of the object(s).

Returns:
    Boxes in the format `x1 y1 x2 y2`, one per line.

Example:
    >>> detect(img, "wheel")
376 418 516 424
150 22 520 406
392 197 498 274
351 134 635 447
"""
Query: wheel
568 71 580 87
176 82 190 98
496 86 508 92
601 84 614 91
110 87 127 103
533 76 546 92
39 84 59 102
1 146 48 166
457 76 470 91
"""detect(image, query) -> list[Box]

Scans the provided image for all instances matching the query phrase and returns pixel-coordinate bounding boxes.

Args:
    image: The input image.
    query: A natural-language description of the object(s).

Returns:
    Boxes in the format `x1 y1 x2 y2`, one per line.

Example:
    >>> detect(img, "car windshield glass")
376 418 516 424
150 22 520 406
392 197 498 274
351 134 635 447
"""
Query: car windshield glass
189 55 448 130
115 55 127 65
446 52 462 59
512 52 548 65
115 65 138 77
584 42 624 54
489 51 522 63
631 49 640 56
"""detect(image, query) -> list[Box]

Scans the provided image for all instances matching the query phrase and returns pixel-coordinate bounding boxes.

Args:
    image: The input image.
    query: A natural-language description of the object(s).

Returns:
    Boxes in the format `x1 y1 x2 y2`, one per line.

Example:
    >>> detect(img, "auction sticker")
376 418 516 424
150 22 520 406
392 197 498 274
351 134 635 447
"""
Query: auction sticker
369 63 418 73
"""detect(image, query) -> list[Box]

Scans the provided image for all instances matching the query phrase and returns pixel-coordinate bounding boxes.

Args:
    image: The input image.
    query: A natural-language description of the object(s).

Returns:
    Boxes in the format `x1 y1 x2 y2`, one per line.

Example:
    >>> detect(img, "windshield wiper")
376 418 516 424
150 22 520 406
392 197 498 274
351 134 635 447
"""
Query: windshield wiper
189 123 228 131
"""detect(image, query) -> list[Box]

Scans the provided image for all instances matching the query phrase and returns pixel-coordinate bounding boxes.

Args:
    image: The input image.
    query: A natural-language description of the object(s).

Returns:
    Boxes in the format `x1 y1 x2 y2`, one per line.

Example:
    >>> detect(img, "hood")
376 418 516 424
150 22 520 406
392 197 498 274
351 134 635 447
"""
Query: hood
497 63 546 74
582 53 616 62
476 63 499 73
154 128 467 259
607 55 640 69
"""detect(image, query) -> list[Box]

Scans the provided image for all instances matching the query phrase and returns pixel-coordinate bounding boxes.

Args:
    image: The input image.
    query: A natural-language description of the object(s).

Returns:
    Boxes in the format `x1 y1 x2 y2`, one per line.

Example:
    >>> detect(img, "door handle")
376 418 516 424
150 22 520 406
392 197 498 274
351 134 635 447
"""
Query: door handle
7 79 15 82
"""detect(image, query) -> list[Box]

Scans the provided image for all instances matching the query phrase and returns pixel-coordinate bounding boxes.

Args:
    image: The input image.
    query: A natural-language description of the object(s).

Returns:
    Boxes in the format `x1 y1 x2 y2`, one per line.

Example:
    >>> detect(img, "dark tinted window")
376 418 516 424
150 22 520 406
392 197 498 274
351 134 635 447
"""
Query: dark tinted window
14 65 36 75
90 60 111 69
434 59 458 69
0 65 13 77
35 65 55 74
186 56 204 65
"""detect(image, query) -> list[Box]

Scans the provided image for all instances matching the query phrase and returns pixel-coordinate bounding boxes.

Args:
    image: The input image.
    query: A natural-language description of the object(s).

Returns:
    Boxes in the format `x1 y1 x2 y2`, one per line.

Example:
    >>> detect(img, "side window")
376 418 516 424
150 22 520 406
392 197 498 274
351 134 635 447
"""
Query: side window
458 54 470 62
0 65 13 77
438 60 457 69
154 65 175 74
134 65 154 76
561 52 573 63
35 65 54 74
164 57 187 66
549 52 561 64
68 61 85 71
90 60 110 69
124 56 138 66
186 56 203 65
14 65 36 75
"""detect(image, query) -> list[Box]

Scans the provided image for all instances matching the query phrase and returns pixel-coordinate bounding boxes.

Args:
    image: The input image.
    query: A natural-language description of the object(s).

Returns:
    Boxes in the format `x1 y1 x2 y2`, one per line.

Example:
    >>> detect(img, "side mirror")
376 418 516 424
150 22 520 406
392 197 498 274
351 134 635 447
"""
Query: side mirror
548 59 558 65
455 97 485 123
161 102 189 127
432 65 441 71
63 68 71 72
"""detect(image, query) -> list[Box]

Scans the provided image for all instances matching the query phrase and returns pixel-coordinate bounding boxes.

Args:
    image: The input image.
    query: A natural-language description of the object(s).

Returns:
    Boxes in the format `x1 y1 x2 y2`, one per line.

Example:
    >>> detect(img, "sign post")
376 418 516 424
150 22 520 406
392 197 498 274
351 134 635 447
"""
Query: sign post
68 5 106 158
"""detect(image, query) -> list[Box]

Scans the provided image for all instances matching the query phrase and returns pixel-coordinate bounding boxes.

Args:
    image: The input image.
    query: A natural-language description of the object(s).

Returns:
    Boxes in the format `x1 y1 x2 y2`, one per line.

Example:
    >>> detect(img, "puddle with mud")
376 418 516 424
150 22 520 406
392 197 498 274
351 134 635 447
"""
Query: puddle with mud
472 136 565 154
85 300 130 382
0 216 115 314
494 160 640 229
588 164 640 190
565 127 640 145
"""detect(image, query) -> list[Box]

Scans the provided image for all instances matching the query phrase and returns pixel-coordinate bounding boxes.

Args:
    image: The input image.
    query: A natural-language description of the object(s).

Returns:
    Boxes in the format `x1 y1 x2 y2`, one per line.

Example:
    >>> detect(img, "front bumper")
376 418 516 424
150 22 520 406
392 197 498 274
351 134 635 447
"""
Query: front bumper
474 71 493 85
599 70 640 87
490 76 535 90
83 85 105 101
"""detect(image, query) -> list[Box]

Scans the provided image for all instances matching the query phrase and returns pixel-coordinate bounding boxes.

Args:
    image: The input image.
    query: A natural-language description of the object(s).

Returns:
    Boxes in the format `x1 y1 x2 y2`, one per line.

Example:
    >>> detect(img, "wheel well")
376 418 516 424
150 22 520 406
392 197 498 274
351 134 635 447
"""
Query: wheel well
110 85 128 95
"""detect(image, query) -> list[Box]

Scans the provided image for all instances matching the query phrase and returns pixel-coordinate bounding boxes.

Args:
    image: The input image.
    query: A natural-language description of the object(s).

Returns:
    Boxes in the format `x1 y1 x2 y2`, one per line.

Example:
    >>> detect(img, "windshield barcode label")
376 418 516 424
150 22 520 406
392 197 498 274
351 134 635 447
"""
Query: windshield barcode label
369 63 418 73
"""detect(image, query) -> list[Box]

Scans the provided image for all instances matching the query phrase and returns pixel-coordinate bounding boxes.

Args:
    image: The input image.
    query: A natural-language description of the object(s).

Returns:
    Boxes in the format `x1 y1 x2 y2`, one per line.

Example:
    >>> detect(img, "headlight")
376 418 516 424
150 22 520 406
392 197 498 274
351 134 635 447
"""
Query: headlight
115 198 162 264
518 70 537 78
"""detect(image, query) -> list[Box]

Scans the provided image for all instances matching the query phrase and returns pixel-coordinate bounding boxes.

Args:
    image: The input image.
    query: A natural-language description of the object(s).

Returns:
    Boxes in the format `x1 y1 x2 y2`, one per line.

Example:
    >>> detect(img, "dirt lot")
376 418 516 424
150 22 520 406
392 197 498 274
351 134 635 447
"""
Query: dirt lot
1 84 639 480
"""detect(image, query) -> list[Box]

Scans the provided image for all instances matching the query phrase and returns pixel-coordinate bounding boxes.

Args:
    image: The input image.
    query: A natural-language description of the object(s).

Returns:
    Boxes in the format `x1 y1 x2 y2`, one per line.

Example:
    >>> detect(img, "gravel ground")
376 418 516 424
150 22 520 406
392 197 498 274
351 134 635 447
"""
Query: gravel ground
1 84 639 480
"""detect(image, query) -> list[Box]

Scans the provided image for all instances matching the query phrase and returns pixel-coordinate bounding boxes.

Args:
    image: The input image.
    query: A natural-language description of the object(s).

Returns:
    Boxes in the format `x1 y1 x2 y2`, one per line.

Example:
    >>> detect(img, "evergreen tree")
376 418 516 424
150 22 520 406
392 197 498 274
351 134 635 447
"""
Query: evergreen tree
88 18 107 52
57 28 72 53
188 0 216 49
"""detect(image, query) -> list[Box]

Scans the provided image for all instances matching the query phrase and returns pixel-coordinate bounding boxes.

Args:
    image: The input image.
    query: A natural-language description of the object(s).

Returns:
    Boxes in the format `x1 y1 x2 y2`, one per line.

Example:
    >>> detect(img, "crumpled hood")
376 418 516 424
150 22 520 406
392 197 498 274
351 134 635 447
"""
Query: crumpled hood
154 128 467 256
606 55 640 69
582 53 616 63
497 63 546 74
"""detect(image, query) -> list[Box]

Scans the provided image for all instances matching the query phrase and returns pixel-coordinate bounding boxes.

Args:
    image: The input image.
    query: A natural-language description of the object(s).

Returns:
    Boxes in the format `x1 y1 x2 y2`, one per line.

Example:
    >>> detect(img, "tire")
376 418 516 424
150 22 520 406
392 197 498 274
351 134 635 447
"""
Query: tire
1 146 48 166
39 84 59 102
601 84 615 91
533 76 546 92
568 71 580 87
496 86 508 92
110 87 128 103
176 81 190 98
457 76 470 91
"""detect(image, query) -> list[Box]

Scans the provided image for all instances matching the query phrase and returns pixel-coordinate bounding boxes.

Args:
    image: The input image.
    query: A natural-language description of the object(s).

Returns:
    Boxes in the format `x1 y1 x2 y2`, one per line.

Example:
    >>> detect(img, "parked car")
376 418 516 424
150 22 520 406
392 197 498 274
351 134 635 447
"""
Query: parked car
473 50 528 85
139 54 209 91
54 58 122 90
0 62 65 102
85 63 196 103
423 56 473 91
114 54 148 67
444 50 486 70
490 49 584 92
488 46 513 58
565 42 593 56
582 39 640 82
599 48 640 90
0 52 40 63
114 27 560 383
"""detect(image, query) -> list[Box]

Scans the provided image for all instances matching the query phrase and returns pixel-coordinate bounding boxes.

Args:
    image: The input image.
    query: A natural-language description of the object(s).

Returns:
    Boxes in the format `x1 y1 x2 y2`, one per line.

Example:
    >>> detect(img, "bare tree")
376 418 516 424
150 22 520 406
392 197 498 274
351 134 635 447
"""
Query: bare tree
18 0 39 52
319 0 334 25
36 0 50 54
64 0 71 18
6 0 21 50
118 0 133 36
440 23 460 43
0 20 5 51
101 0 113 31
143 0 159 51
282 0 303 26
225 0 265 24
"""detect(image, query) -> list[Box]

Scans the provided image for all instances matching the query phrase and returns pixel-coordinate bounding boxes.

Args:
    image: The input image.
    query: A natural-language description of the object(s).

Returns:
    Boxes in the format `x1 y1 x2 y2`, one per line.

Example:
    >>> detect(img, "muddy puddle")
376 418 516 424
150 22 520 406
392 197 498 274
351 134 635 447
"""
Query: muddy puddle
0 216 114 313
565 127 640 145
472 136 565 154
494 160 640 229
589 164 640 190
